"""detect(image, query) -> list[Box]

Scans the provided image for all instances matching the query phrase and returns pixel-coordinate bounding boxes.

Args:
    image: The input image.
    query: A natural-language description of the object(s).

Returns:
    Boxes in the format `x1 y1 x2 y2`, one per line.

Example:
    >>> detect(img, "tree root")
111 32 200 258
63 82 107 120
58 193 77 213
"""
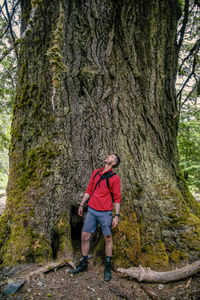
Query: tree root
117 260 200 283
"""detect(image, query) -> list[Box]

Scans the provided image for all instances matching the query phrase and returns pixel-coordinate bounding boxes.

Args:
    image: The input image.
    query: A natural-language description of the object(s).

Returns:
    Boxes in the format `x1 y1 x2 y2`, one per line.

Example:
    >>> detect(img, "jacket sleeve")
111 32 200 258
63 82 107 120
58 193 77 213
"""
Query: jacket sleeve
112 175 121 203
85 170 96 196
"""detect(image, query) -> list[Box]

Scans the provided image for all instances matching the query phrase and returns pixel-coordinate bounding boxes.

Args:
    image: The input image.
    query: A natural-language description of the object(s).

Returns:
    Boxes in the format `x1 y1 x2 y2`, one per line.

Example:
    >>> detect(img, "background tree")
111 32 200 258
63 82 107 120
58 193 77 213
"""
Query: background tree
176 0 200 194
0 0 200 269
178 99 200 192
0 2 19 188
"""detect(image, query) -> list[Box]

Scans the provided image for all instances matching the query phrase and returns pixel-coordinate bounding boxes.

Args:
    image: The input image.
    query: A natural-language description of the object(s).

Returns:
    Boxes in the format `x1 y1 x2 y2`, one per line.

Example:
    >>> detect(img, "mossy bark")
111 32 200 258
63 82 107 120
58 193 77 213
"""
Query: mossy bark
0 0 200 269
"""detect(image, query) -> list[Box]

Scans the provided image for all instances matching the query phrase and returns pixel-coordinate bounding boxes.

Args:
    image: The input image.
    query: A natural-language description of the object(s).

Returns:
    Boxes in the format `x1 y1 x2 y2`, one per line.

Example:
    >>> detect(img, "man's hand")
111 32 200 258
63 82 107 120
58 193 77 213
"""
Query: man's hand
78 206 83 217
112 216 119 228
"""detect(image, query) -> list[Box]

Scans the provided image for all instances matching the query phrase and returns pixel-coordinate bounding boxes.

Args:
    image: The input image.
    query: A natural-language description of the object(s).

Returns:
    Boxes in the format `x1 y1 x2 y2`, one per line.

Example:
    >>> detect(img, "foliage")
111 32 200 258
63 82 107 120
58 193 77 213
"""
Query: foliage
176 0 200 110
0 4 19 188
178 98 200 192
176 0 200 193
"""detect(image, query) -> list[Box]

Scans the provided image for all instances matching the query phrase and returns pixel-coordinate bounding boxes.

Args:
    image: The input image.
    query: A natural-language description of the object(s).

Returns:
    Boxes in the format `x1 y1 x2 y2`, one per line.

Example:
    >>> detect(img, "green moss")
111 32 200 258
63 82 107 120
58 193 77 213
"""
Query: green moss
143 241 169 269
31 0 42 7
112 211 143 267
111 178 200 269
13 38 22 46
15 143 57 191
15 83 38 109
46 0 68 91
0 215 9 249
56 215 73 258
169 249 186 263
1 219 52 265
177 172 200 218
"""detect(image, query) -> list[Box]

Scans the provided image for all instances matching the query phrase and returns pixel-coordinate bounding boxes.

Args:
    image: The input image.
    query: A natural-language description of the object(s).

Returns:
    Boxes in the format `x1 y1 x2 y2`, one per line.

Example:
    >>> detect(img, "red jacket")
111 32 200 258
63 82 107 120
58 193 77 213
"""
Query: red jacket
85 167 121 211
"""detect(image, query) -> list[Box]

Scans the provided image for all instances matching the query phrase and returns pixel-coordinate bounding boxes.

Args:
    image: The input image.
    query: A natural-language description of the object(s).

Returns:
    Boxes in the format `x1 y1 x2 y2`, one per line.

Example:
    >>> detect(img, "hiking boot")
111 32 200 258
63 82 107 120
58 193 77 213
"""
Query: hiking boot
69 260 88 275
104 263 112 281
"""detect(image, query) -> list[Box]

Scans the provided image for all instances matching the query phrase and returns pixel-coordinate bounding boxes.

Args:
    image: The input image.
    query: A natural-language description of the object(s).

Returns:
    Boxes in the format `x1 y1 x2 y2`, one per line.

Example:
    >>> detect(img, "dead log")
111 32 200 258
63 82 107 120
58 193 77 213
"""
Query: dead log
117 260 200 283
22 259 75 283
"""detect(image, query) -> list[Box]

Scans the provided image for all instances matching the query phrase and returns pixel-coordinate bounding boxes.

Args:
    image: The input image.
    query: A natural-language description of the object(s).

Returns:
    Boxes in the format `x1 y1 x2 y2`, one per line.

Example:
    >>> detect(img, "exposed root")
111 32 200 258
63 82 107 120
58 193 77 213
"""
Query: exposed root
117 260 200 283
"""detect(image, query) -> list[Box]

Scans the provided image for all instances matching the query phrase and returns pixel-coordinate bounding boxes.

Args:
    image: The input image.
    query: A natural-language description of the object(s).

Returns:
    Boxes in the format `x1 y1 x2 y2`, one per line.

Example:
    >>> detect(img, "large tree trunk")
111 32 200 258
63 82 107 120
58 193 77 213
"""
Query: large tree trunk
0 0 200 268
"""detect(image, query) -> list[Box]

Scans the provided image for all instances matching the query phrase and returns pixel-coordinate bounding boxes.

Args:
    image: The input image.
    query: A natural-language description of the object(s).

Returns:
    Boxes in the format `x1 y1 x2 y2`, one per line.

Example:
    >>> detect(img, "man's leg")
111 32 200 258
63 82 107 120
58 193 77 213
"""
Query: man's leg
97 210 113 281
104 235 113 281
81 231 92 256
104 235 113 257
69 231 92 275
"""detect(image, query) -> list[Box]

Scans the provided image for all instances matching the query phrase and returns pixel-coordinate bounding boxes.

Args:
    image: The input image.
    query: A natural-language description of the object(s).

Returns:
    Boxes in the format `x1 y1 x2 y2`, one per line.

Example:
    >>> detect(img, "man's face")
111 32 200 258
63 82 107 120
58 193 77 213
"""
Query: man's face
104 154 117 166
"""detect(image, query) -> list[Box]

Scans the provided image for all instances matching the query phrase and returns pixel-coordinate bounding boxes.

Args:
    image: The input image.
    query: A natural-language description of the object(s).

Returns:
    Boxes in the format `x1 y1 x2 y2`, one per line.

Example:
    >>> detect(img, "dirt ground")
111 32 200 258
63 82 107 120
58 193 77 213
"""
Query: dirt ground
0 252 200 300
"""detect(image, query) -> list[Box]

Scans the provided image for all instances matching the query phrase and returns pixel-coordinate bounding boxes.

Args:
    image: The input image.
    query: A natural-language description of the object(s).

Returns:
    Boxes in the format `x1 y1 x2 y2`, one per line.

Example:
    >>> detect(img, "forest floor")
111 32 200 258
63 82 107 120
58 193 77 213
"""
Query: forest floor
0 244 200 300
0 193 200 300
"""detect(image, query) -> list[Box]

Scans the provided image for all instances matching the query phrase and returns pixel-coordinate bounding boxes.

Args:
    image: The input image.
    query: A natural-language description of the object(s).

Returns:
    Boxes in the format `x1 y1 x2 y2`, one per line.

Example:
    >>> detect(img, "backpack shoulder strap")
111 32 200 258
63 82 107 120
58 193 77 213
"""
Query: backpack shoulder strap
105 172 116 189
91 171 116 201
105 172 116 202
93 169 101 181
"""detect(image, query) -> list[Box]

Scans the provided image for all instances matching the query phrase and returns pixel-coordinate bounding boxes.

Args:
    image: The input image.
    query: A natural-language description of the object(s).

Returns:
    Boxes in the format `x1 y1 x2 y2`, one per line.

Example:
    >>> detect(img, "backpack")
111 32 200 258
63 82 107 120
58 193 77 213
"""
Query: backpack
90 169 116 202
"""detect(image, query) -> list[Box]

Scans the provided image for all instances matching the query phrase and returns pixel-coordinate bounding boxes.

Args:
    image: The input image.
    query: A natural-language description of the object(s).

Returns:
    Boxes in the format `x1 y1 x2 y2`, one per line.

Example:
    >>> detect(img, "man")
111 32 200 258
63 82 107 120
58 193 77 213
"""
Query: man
69 154 121 281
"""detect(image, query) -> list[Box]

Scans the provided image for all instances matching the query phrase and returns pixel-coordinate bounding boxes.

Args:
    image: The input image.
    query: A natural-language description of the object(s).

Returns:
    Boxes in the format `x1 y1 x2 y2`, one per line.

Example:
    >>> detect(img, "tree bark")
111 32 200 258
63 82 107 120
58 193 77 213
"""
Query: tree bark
0 0 200 268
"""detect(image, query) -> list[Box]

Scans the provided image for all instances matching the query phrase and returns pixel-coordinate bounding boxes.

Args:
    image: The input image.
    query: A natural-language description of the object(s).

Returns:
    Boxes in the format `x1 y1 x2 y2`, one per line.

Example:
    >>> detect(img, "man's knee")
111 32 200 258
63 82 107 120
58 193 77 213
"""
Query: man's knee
81 231 91 241
104 235 112 243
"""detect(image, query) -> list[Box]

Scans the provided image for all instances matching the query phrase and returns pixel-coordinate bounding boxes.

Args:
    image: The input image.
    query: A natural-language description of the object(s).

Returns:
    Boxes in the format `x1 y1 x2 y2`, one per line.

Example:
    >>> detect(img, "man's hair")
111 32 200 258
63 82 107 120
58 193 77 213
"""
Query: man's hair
113 154 120 168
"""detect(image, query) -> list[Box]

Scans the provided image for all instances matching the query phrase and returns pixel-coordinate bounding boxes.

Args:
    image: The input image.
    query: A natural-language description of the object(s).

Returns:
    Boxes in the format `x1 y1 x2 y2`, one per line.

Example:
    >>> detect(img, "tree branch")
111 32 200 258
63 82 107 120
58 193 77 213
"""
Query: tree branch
117 260 200 283
0 0 20 39
177 0 190 53
0 162 8 176
0 4 38 63
176 40 199 108
178 38 200 72
180 84 197 110
3 0 19 59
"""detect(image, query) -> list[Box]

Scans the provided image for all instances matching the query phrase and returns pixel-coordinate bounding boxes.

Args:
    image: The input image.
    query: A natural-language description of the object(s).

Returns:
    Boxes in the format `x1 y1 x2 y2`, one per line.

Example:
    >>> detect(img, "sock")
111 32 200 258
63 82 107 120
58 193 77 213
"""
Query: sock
82 255 88 263
106 256 112 264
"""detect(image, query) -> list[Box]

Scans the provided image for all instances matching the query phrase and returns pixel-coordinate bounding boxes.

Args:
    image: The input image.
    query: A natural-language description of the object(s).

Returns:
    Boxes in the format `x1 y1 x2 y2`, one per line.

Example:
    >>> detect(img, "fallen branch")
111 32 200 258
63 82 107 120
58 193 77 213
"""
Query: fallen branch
117 260 200 283
22 260 75 283
140 284 159 300
108 286 133 300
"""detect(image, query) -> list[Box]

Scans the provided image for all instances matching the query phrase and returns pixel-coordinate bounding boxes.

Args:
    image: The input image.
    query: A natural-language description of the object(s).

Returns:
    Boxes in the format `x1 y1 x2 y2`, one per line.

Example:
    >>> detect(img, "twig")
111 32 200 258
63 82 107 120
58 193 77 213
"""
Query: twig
140 284 160 300
185 277 192 288
0 161 8 175
108 286 133 300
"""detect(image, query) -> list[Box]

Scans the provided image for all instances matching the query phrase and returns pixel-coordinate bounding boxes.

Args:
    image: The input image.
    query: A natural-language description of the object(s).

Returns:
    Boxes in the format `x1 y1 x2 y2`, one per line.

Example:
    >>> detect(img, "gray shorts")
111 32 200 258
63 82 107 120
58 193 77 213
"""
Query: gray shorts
82 207 112 236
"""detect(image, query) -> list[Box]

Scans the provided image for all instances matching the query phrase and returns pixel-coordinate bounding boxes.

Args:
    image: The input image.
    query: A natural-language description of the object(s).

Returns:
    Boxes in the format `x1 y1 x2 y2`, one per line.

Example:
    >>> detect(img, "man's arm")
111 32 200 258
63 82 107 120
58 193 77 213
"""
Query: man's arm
78 193 90 216
112 202 120 228
78 170 97 216
112 176 121 228
114 202 120 214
